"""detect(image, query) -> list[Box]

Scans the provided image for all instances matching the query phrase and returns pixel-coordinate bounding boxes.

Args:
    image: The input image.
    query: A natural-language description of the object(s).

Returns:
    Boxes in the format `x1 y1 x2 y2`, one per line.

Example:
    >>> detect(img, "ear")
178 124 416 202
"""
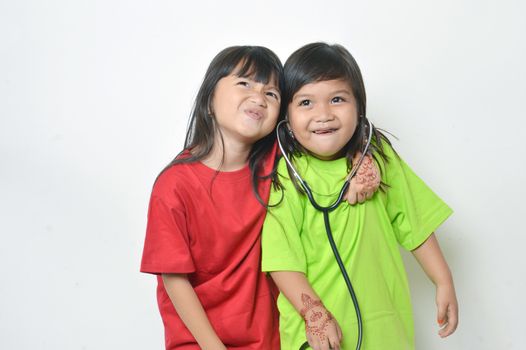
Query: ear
207 104 214 118
206 95 216 117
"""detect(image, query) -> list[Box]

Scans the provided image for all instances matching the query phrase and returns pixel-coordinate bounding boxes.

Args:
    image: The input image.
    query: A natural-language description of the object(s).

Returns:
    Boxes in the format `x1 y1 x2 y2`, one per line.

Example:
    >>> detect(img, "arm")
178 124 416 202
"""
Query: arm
162 274 226 350
411 234 458 337
270 271 342 350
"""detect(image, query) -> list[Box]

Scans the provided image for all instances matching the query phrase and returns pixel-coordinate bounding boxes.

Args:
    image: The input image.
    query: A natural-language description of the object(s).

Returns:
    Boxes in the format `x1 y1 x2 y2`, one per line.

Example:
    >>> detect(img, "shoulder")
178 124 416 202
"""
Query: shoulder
151 162 198 201
374 138 436 194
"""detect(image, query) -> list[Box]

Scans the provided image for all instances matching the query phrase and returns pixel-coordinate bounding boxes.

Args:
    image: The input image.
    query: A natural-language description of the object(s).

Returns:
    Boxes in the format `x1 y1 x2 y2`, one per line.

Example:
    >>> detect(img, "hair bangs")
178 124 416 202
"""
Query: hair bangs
306 48 352 83
233 51 280 86
284 46 354 104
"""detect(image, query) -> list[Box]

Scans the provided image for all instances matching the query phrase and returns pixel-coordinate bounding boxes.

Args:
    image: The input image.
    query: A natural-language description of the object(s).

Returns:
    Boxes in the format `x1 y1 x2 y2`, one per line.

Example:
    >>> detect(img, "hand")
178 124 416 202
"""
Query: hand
345 153 380 205
436 282 458 338
300 295 342 350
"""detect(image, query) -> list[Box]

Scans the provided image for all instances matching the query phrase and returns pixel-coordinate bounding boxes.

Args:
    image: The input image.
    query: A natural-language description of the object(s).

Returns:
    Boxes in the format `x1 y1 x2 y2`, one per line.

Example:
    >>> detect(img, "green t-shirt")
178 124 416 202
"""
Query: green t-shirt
261 143 452 350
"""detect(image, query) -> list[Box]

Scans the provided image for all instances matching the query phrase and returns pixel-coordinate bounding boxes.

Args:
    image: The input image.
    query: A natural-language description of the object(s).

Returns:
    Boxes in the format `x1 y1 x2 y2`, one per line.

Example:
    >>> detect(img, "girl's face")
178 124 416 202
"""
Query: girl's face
288 79 358 160
211 68 281 147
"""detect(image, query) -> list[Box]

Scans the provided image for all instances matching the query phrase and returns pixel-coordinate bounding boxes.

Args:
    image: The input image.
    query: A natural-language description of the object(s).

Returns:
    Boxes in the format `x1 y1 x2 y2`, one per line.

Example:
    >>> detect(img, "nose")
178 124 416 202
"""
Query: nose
249 86 267 108
314 103 334 123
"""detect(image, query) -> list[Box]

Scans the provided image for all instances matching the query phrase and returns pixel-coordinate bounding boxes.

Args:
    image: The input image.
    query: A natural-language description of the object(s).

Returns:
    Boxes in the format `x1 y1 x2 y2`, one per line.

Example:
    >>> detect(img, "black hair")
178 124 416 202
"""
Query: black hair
277 42 393 193
159 46 285 203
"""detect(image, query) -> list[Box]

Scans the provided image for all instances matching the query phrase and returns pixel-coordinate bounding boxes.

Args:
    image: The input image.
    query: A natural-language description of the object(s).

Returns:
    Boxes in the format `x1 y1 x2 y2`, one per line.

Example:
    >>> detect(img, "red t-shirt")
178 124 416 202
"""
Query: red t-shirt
140 152 280 349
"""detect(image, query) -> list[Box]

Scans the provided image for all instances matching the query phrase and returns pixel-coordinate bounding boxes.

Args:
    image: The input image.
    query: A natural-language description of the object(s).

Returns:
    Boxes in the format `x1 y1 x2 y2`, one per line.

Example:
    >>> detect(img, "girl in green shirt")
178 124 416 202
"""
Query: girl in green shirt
261 42 458 350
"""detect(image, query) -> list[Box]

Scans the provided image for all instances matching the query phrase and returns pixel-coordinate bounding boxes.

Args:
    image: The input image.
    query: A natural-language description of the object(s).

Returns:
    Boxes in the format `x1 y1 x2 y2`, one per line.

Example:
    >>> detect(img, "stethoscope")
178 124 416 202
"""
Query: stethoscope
276 118 373 350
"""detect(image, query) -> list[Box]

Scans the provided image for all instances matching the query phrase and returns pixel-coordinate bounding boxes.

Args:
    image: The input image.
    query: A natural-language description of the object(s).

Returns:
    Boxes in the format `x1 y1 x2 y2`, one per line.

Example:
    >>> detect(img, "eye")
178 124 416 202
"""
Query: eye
331 96 346 103
298 99 311 107
237 80 249 87
266 91 280 100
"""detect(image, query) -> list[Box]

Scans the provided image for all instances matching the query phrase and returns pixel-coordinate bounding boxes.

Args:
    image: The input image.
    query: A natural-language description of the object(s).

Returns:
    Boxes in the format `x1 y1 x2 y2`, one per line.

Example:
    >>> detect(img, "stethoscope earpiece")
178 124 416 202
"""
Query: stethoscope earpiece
287 127 295 139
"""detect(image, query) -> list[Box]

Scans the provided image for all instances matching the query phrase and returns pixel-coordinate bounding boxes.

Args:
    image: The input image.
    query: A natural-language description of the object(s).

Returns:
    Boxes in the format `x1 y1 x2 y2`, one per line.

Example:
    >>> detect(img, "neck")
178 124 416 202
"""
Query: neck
201 135 252 171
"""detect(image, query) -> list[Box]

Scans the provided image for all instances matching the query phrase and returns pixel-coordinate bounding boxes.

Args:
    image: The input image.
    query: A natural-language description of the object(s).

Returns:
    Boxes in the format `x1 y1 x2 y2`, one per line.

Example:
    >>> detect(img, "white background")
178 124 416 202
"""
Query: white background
1 0 525 349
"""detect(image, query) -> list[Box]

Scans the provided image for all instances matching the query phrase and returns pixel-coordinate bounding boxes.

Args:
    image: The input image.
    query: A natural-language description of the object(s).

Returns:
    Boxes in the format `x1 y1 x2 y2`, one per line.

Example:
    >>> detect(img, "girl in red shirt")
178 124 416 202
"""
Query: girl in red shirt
140 45 379 349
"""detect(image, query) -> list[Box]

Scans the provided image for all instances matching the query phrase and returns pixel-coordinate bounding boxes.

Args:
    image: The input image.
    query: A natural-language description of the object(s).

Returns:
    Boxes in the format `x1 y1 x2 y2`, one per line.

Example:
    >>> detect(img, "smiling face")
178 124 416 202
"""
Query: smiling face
211 70 281 147
288 79 358 160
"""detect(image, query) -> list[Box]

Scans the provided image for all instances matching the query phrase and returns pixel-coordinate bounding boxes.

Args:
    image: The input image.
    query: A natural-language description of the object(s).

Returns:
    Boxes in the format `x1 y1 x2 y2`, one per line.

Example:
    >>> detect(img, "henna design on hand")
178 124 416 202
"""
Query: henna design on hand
353 154 380 192
300 294 334 341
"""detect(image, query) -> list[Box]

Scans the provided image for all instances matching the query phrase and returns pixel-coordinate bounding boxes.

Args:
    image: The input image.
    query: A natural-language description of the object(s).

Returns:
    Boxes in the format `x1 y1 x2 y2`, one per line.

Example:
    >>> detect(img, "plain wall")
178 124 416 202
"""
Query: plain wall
1 0 525 348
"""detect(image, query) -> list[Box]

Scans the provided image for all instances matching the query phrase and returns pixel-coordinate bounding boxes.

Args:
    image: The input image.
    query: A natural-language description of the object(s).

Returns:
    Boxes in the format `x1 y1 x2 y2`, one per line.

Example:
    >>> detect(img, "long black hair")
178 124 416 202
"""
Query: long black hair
277 42 393 193
160 46 285 202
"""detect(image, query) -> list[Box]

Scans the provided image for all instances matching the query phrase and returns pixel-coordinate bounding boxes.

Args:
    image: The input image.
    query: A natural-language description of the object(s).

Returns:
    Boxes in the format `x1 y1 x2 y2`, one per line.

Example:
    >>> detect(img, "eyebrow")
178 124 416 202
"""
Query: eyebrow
234 75 280 91
293 89 352 100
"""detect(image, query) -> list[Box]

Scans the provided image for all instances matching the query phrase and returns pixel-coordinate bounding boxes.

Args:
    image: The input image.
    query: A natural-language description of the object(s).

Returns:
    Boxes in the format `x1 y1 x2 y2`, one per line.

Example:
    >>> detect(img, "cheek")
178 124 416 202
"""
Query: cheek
350 121 359 135
287 108 301 130
268 103 281 121
347 110 359 136
288 117 302 136
210 93 223 115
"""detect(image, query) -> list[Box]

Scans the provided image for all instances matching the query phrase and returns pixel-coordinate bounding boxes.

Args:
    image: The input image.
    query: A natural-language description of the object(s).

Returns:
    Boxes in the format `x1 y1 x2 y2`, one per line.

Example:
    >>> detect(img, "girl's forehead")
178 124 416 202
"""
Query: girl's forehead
294 79 352 94
230 69 279 89
231 60 280 85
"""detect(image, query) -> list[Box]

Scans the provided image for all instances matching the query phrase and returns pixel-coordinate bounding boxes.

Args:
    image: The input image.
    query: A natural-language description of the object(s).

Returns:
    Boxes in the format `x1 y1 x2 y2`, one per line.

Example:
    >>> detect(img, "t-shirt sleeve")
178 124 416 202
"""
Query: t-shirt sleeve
261 161 307 273
380 143 453 251
140 173 195 275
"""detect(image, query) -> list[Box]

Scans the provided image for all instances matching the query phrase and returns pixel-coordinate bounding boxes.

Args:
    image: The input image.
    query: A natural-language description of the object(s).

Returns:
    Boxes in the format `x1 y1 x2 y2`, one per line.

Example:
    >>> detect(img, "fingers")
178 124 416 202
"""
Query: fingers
438 304 459 338
305 323 341 350
306 334 319 350
316 339 336 350
307 330 325 350
437 301 447 329
306 334 340 350
357 191 366 203
328 338 341 350
346 187 374 205
327 325 341 350
345 187 358 205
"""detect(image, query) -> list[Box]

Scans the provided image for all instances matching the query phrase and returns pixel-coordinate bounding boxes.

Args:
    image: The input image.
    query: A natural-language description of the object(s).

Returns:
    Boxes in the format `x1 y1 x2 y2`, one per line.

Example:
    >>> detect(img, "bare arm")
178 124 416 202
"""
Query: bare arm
411 234 458 337
162 274 226 350
270 271 342 350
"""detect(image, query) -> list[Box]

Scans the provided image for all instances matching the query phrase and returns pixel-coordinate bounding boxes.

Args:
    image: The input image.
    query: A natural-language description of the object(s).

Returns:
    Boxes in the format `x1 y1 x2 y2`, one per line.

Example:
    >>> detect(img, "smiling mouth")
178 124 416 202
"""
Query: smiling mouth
312 129 336 135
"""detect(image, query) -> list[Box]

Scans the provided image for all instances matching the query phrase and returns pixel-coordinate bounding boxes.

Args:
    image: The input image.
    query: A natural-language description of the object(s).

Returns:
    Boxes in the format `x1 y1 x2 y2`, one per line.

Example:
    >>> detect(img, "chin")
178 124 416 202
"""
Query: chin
318 149 346 160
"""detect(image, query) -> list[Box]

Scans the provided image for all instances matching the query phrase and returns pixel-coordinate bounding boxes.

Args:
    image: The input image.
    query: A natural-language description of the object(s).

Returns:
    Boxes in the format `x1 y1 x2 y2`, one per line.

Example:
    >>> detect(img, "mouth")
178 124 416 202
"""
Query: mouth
312 128 337 135
245 108 264 121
